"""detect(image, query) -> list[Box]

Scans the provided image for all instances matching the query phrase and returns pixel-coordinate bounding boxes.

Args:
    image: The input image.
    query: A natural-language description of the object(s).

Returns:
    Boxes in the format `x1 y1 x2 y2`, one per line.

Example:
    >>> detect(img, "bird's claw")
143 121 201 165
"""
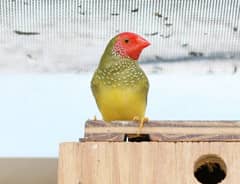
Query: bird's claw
133 116 149 135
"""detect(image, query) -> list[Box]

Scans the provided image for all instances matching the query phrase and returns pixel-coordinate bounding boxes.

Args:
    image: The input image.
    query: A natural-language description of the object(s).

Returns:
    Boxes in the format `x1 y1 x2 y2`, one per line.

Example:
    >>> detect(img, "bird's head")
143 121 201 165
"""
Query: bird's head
105 32 150 61
112 32 150 60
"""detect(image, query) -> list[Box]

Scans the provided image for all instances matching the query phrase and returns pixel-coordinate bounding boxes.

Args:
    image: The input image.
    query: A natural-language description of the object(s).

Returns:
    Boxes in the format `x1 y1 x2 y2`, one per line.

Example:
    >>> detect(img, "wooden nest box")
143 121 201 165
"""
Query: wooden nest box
58 120 240 184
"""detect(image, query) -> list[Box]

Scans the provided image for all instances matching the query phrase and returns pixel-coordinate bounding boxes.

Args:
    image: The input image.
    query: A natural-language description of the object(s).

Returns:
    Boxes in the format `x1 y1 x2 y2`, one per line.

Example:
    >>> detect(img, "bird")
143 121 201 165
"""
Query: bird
91 32 150 133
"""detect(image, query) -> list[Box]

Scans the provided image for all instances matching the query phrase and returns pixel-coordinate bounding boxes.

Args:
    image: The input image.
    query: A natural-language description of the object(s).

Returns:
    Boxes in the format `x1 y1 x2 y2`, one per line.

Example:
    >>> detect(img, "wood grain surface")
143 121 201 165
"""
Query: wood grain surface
82 120 240 142
58 142 240 184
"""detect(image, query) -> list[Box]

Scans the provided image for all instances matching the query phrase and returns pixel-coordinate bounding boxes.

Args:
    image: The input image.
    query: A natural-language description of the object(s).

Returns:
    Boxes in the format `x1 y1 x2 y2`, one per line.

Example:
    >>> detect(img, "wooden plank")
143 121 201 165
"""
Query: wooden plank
58 142 240 184
85 120 240 128
83 120 240 142
80 133 125 142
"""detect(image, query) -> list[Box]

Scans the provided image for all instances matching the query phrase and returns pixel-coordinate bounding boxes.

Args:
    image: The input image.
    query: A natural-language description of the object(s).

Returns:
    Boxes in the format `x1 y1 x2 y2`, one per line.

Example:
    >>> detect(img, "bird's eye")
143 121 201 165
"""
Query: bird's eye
124 39 129 43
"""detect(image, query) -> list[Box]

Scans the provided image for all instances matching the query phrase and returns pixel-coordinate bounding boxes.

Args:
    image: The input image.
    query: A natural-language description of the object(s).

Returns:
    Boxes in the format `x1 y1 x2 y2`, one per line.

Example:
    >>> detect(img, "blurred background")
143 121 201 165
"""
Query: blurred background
0 0 240 183
1 0 240 73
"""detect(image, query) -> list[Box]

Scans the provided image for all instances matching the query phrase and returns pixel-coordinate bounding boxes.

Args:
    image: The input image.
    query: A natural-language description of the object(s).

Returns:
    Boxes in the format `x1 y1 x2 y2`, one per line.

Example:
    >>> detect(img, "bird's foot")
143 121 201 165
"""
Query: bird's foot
133 116 149 135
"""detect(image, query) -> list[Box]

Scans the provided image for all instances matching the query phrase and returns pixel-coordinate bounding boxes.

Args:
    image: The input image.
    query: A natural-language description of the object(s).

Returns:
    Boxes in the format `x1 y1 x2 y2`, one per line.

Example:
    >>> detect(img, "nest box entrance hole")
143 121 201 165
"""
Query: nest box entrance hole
194 154 227 184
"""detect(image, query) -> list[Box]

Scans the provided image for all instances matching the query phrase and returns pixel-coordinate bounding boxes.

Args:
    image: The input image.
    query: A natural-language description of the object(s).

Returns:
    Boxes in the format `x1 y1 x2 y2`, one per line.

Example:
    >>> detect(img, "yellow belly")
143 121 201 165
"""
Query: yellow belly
95 87 146 121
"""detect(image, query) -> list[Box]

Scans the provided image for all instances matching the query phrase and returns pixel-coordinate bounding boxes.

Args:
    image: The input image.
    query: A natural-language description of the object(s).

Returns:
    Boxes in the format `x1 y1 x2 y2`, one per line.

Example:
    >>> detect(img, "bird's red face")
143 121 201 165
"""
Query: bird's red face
113 32 150 60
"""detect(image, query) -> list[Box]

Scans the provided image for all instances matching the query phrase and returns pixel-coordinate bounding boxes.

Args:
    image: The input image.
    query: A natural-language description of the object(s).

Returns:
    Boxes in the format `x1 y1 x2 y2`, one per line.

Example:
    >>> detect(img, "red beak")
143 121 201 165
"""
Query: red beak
137 36 151 49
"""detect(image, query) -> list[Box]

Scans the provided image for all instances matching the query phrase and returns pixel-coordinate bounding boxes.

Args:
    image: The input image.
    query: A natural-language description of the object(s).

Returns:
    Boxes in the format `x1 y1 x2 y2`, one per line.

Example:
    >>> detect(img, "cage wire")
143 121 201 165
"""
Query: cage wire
0 0 240 73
